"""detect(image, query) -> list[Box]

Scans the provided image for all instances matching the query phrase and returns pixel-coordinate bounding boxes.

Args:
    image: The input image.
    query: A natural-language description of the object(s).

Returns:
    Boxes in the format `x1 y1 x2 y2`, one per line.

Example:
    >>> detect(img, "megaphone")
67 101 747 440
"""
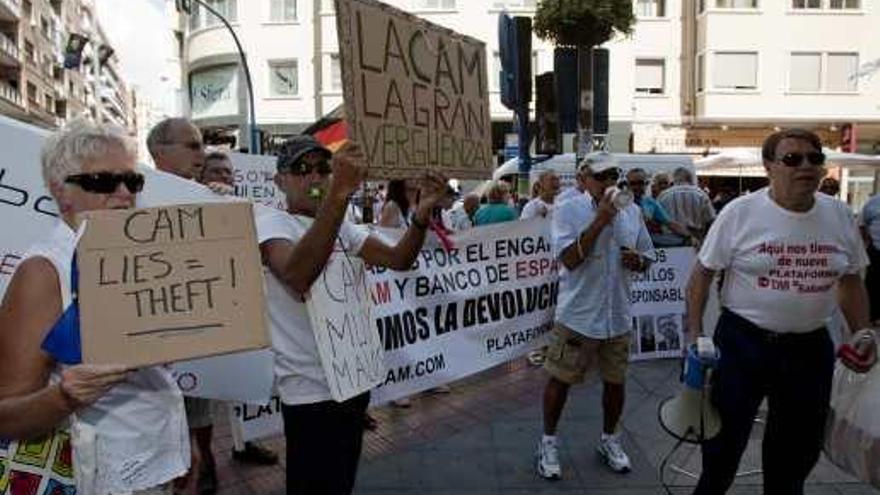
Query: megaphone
658 338 721 444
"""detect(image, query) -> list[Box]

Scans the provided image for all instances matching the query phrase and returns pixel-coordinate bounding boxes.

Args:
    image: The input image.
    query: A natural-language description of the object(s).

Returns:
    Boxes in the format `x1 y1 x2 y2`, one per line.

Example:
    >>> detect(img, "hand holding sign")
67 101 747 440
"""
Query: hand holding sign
59 363 131 410
413 171 449 222
328 143 368 201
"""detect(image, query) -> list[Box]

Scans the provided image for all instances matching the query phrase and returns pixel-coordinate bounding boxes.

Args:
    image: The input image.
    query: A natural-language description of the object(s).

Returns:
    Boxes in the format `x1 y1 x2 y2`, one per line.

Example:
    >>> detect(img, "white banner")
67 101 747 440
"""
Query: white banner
228 152 286 211
229 395 284 443
628 247 696 360
367 219 557 404
307 253 385 402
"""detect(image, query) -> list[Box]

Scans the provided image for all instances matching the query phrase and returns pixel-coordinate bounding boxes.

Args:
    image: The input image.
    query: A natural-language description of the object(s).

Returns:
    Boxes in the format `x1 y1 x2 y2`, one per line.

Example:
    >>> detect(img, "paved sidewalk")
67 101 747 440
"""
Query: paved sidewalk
211 359 879 494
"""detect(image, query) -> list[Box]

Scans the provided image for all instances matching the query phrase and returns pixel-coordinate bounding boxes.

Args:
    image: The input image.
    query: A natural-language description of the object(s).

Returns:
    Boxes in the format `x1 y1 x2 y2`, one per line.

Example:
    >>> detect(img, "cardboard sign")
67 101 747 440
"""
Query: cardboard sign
307 252 384 402
76 202 269 367
228 152 286 211
335 0 492 180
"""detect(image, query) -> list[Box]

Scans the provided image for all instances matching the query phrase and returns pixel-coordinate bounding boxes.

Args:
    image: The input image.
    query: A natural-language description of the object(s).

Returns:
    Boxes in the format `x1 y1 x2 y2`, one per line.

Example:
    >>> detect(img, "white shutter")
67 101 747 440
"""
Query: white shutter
636 59 664 93
714 52 757 89
790 53 821 92
827 53 858 92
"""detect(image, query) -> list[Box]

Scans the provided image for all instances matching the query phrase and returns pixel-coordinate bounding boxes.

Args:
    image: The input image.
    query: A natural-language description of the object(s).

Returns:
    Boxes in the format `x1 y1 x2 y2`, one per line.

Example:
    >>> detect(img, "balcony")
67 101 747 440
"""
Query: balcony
0 79 20 106
0 0 20 22
0 32 18 67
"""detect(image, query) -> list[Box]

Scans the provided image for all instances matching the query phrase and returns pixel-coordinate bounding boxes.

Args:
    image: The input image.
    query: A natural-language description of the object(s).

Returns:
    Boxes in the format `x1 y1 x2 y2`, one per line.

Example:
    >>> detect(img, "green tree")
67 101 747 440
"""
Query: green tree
534 0 635 48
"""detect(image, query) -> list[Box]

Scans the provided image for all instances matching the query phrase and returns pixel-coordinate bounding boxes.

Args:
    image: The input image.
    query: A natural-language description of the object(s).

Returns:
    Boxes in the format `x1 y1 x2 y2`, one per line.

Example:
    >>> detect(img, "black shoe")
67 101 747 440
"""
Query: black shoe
232 442 279 466
197 459 217 495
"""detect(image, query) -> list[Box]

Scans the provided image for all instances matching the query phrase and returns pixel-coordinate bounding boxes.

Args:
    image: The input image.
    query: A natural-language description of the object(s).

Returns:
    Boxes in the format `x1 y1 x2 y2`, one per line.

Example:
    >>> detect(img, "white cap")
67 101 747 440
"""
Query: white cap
578 152 619 174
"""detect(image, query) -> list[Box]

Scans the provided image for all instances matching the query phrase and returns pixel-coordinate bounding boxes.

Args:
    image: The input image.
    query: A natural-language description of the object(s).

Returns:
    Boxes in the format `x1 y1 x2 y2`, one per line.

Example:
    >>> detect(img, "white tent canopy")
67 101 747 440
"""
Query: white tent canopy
695 147 880 177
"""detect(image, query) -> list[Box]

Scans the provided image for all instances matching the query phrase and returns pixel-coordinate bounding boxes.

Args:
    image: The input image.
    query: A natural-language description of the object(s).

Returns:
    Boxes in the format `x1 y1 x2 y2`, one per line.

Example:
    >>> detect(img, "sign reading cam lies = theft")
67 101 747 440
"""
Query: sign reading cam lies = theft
76 202 269 368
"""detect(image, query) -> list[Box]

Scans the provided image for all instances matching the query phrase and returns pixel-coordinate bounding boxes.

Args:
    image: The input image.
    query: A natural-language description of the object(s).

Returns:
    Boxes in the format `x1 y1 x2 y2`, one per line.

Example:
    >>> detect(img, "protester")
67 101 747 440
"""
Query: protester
651 172 672 199
537 153 653 480
146 117 220 494
861 193 880 323
446 193 480 232
820 176 841 197
658 167 716 244
256 135 447 495
0 121 189 493
146 117 206 180
685 128 877 494
379 179 418 228
194 150 280 471
712 187 737 213
626 168 691 247
474 181 518 226
521 170 560 220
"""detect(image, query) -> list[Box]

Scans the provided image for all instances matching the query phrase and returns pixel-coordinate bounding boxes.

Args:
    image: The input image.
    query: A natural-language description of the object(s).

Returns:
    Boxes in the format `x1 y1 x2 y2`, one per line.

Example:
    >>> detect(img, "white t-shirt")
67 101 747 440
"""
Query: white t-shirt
255 208 369 405
699 188 868 333
521 197 554 220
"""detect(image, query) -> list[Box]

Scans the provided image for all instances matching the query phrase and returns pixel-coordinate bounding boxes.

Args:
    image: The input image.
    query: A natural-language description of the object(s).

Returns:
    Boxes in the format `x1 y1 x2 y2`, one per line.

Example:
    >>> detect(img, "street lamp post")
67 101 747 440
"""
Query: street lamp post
183 0 260 154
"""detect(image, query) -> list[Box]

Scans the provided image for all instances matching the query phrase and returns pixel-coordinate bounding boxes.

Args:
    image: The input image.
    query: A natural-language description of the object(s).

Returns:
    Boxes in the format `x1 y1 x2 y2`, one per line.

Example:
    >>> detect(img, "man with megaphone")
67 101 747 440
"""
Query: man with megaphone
536 153 654 480
685 128 878 494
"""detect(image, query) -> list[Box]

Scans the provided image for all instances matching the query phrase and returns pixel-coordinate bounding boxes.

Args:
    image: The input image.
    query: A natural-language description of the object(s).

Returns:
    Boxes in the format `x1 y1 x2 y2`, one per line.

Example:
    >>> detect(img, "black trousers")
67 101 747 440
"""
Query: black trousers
693 310 834 495
282 392 370 495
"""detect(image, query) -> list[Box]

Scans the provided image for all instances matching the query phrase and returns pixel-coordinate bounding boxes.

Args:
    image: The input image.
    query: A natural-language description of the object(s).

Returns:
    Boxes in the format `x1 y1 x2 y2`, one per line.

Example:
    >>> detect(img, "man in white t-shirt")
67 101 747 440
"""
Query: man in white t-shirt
536 153 653 480
255 135 446 495
686 128 878 494
521 170 561 220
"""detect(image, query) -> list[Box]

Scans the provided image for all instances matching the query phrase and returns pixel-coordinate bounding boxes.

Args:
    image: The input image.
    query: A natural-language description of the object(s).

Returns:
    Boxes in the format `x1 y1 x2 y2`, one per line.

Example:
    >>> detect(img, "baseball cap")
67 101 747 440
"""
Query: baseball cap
277 135 332 172
577 152 620 174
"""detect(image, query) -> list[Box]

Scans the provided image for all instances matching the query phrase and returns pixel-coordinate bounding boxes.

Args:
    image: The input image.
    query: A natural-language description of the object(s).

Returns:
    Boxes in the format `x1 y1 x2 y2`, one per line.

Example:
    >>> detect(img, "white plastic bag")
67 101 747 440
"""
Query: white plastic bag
825 361 880 486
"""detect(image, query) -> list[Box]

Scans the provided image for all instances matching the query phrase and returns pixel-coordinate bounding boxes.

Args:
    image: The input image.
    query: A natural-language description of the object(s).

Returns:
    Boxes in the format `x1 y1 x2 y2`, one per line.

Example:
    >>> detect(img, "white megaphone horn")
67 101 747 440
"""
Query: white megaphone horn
658 337 721 444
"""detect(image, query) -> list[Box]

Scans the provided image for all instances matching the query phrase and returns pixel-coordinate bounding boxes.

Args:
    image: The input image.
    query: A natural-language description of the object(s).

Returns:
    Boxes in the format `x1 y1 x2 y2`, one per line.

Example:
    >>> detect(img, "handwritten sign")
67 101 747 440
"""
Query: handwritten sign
335 0 492 180
76 202 269 367
228 152 286 211
307 252 384 402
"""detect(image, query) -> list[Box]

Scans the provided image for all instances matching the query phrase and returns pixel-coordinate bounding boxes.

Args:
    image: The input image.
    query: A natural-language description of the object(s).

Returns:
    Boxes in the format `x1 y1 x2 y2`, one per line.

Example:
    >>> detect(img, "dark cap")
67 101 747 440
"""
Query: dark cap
277 134 331 172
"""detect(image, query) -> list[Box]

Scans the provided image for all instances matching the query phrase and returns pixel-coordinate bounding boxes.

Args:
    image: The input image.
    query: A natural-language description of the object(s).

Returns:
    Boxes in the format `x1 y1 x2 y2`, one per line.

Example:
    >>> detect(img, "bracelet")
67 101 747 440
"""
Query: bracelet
411 216 429 230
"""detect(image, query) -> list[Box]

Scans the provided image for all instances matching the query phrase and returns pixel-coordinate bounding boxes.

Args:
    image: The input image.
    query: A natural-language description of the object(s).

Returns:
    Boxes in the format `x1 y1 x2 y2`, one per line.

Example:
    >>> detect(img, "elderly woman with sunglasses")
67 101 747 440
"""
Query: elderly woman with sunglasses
686 128 877 495
0 122 189 494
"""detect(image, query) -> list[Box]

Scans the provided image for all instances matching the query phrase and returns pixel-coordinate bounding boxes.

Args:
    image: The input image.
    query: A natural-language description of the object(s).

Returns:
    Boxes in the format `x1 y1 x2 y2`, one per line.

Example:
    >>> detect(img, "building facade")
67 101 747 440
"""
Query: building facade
0 0 136 132
180 0 880 164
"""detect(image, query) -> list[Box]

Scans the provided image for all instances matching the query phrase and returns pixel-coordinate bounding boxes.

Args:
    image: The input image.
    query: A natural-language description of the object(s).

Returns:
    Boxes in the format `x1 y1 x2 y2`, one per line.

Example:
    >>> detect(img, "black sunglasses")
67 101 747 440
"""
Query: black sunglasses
65 172 145 194
594 170 620 182
283 160 332 176
775 151 826 168
166 140 203 151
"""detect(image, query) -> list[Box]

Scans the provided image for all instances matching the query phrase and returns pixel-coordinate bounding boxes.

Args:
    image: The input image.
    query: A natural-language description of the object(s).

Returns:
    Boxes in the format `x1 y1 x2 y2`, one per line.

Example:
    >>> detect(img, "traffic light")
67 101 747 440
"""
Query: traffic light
554 48 578 134
592 48 609 135
535 72 559 155
498 14 532 110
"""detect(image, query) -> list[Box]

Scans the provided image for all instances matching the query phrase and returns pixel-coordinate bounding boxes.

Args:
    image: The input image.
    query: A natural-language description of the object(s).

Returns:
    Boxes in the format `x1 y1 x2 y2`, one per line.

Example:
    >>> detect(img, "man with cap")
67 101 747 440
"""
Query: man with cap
255 135 447 494
536 153 654 481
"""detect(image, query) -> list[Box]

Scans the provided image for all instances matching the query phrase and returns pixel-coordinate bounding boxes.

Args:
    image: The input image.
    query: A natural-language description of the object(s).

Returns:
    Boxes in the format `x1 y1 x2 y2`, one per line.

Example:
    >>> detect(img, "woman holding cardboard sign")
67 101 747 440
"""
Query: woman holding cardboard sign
0 121 189 494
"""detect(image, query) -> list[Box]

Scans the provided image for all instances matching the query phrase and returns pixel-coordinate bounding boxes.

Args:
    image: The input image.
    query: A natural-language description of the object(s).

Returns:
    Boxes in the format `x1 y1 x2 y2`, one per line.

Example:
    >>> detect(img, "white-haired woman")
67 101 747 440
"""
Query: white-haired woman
0 122 189 494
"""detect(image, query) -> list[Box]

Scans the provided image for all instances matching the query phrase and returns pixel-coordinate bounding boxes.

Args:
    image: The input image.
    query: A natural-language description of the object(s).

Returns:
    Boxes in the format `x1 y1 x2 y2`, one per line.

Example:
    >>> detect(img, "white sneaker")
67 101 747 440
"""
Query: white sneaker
597 433 631 473
536 436 562 480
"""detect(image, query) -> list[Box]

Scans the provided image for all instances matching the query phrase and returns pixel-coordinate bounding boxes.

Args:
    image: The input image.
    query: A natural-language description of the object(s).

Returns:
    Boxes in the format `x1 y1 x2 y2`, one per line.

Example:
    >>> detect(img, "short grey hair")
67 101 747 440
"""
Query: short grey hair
41 119 136 191
672 167 694 185
147 117 196 160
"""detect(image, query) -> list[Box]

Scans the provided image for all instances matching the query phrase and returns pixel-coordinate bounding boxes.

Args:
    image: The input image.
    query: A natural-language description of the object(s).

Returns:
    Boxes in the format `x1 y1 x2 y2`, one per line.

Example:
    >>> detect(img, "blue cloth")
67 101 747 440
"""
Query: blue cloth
41 257 82 364
473 203 518 226
637 196 671 225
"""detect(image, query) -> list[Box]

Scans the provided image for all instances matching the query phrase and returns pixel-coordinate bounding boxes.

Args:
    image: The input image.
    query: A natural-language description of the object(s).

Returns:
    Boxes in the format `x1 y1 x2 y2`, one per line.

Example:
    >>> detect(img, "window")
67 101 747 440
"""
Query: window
26 82 37 104
792 0 821 8
636 0 665 16
191 0 237 29
330 54 342 92
715 0 758 7
713 52 757 90
829 0 859 8
491 0 537 9
635 59 665 95
24 41 34 63
412 0 456 10
269 60 298 97
45 93 53 112
270 0 296 22
827 53 858 91
789 52 821 91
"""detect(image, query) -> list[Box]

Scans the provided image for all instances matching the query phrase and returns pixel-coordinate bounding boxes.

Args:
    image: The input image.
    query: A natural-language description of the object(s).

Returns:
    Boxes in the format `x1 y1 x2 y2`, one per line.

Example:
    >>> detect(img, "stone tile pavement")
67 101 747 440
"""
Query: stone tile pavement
208 359 879 494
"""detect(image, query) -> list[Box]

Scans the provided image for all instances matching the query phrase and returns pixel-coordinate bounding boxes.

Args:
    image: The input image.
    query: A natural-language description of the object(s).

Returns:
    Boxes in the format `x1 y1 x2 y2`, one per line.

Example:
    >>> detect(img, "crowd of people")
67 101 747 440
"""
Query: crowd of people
0 120 878 495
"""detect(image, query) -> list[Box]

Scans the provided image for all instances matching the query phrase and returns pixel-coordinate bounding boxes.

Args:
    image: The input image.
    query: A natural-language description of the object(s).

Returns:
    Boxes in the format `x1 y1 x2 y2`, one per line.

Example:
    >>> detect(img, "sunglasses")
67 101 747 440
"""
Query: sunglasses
65 171 145 194
169 140 203 151
284 160 332 176
594 170 620 182
775 151 825 168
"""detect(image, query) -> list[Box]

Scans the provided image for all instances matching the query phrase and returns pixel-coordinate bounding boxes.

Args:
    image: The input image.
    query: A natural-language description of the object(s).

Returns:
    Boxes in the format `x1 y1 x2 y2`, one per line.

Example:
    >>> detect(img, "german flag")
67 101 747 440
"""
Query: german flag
305 105 349 152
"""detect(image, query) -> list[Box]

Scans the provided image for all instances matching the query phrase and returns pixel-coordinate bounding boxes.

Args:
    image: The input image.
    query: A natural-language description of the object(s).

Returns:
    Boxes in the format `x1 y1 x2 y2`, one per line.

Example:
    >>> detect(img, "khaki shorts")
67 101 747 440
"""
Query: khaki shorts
544 323 630 385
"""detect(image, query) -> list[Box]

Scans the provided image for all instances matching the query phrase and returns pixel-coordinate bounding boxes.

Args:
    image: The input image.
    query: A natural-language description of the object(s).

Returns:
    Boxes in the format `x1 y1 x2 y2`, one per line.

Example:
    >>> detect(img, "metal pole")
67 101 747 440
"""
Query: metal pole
191 0 260 154
516 106 531 200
